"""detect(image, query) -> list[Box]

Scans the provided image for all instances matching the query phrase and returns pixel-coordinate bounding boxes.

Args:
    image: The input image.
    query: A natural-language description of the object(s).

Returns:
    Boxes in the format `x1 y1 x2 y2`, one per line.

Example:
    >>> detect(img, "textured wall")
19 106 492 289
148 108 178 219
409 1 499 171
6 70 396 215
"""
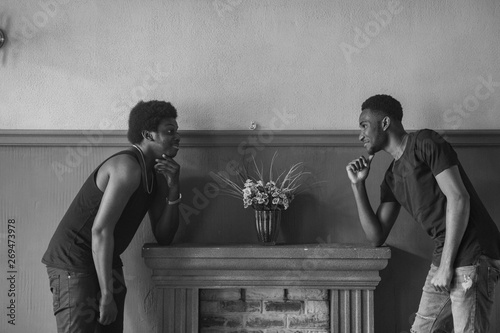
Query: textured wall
1 0 500 131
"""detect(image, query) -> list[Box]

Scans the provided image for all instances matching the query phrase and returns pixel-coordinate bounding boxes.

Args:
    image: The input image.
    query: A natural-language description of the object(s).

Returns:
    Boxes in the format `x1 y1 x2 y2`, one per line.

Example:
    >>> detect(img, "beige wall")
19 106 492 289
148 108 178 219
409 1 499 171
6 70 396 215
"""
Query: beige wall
1 0 500 131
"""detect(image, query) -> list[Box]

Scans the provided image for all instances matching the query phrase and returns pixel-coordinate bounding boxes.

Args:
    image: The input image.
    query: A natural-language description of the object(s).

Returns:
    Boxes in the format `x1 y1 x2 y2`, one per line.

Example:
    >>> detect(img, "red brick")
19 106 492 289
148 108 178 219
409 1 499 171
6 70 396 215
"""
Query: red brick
264 301 303 313
287 289 328 300
246 288 285 300
288 314 329 329
221 300 261 313
200 315 243 328
245 315 286 328
305 301 329 315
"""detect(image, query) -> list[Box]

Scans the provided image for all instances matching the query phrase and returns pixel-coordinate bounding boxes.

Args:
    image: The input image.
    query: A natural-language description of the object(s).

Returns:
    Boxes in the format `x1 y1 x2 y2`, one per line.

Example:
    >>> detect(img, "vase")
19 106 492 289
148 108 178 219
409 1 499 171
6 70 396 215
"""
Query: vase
254 209 281 245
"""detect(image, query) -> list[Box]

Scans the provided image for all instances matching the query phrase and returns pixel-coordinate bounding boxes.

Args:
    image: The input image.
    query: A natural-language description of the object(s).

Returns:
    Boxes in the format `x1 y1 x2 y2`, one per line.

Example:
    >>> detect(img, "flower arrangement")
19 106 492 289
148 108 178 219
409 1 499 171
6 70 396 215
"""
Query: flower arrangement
212 153 310 211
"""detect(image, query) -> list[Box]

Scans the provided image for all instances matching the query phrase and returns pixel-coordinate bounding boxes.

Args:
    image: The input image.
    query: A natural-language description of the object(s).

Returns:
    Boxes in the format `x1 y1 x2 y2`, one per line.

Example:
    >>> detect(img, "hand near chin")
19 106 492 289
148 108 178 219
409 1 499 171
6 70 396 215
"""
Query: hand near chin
346 155 374 184
155 154 180 187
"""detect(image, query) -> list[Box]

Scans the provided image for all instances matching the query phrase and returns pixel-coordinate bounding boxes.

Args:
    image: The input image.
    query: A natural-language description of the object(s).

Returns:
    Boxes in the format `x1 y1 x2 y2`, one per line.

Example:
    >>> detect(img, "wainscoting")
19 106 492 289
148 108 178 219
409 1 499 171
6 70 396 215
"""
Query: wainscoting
1 129 499 333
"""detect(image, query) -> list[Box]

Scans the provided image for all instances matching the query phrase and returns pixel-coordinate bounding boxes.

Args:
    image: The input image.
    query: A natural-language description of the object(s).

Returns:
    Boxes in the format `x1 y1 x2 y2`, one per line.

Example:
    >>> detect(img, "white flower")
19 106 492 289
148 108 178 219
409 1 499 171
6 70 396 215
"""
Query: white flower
211 152 309 211
243 198 252 208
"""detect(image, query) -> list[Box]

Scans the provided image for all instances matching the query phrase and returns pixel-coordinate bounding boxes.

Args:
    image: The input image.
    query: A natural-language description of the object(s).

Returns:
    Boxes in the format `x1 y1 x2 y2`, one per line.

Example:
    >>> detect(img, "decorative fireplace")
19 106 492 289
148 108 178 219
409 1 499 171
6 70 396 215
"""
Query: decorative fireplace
142 243 390 332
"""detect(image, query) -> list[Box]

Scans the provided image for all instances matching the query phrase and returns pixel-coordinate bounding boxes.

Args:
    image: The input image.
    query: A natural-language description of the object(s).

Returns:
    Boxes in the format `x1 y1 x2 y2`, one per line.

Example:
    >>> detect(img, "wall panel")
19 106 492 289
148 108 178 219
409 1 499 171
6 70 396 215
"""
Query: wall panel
0 130 499 332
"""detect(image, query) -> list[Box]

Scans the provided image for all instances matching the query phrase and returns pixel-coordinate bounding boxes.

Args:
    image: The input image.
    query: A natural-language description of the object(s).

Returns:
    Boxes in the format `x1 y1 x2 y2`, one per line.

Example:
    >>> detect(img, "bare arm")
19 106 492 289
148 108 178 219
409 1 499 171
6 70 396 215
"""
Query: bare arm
431 165 470 292
347 155 401 246
92 155 140 325
351 182 401 246
148 154 180 245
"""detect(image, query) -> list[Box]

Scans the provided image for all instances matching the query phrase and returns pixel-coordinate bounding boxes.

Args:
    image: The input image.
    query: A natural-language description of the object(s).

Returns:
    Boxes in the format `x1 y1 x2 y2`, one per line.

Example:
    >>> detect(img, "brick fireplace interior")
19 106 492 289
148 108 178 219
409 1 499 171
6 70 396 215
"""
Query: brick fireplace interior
199 288 330 332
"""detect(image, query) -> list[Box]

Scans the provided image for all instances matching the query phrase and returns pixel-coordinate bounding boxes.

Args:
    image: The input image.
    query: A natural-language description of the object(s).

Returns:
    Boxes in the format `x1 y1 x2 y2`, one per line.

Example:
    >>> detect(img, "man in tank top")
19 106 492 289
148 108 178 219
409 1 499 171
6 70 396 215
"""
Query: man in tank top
42 100 181 332
346 94 500 333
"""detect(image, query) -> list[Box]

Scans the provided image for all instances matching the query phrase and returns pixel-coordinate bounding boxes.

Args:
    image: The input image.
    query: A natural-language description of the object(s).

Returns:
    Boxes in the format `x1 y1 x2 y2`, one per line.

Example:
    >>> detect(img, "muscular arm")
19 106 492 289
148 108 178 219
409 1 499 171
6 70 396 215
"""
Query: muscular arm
431 165 470 292
351 182 401 246
148 175 180 245
347 155 401 246
148 155 180 245
92 155 141 325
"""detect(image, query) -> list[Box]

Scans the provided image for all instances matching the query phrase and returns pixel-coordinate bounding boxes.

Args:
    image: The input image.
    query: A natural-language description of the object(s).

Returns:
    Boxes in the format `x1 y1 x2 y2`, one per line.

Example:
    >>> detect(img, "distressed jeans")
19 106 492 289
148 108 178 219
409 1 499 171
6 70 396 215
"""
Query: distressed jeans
46 266 127 333
411 255 500 333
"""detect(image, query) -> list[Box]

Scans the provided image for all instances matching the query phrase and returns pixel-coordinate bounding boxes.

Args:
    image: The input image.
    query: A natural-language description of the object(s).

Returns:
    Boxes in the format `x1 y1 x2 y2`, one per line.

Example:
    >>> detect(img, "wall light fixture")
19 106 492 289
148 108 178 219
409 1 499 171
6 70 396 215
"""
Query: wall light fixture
0 29 6 49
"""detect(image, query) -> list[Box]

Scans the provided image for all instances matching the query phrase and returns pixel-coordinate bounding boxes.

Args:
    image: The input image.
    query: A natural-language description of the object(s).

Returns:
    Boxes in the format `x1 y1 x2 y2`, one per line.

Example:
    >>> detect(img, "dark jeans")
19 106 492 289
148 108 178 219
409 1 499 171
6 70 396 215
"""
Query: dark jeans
46 266 127 333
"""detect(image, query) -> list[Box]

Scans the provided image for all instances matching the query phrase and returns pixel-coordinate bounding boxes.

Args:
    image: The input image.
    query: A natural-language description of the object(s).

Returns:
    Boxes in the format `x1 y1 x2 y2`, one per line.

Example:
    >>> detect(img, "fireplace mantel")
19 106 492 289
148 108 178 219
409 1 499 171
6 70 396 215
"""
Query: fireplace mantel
143 243 390 332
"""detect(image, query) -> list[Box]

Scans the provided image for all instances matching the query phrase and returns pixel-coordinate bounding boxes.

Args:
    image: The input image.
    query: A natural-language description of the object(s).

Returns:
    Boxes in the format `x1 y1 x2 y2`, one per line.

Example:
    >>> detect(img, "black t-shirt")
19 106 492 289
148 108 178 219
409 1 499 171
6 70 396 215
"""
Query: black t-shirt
381 129 500 267
42 149 157 273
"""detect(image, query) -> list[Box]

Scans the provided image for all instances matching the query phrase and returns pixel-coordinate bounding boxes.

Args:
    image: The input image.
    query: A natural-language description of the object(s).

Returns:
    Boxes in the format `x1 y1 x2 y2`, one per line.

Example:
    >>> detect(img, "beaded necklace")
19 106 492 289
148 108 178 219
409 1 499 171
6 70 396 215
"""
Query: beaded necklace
132 144 153 194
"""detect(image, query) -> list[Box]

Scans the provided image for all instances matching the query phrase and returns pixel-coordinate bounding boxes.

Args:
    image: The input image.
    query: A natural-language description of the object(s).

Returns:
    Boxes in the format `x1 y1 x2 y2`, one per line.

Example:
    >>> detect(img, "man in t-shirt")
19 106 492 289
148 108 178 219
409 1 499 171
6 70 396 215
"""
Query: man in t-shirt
42 100 181 332
346 94 500 332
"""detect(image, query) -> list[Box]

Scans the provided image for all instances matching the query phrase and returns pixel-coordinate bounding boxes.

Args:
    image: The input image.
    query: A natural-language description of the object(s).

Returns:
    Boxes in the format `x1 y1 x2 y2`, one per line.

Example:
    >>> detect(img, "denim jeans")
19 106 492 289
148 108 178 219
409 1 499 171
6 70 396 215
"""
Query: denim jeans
46 266 127 333
411 255 500 333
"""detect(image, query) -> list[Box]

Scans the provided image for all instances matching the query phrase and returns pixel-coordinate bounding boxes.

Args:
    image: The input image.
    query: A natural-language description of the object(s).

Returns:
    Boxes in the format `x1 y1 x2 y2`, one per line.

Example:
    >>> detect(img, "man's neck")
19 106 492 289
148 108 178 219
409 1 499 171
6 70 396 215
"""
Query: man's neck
133 143 156 171
387 130 409 160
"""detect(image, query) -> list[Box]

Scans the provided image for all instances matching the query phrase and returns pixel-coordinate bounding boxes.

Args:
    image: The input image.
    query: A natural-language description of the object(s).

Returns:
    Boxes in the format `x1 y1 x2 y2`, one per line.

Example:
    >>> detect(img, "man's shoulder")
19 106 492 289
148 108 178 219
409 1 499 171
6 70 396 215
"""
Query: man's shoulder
413 129 449 146
109 154 141 174
414 128 441 138
99 151 142 184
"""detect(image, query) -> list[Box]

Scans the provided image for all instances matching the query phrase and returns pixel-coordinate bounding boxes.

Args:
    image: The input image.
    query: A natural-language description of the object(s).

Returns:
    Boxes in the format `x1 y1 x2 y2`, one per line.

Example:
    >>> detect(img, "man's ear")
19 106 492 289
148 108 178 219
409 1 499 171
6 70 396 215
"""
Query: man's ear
141 130 154 141
382 116 391 131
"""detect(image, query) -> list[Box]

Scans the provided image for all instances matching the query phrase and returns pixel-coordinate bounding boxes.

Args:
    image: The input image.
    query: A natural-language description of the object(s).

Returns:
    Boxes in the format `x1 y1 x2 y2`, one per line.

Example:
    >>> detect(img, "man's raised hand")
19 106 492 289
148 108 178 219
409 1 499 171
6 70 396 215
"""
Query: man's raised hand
346 155 374 184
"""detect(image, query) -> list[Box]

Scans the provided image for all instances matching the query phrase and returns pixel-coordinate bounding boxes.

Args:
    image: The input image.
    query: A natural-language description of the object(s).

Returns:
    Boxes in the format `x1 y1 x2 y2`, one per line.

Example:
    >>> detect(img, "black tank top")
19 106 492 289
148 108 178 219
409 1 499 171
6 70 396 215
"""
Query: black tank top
42 149 156 273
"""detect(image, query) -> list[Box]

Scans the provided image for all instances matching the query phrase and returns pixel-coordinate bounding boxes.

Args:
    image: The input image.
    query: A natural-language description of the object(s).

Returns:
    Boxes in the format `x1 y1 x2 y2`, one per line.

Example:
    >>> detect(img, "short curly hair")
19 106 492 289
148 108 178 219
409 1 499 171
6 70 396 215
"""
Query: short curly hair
361 94 403 122
127 100 178 144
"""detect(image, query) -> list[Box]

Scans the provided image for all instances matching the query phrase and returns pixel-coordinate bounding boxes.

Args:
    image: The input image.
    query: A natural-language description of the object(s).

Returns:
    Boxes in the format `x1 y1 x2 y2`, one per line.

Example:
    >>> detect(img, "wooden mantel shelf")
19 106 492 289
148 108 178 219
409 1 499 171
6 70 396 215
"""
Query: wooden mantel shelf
142 243 391 333
143 243 390 289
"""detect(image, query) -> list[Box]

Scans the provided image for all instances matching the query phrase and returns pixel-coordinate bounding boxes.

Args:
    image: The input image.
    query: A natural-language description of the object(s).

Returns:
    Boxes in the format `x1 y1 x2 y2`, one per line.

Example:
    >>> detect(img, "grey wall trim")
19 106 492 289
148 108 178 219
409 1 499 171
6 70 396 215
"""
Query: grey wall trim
1 129 500 147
